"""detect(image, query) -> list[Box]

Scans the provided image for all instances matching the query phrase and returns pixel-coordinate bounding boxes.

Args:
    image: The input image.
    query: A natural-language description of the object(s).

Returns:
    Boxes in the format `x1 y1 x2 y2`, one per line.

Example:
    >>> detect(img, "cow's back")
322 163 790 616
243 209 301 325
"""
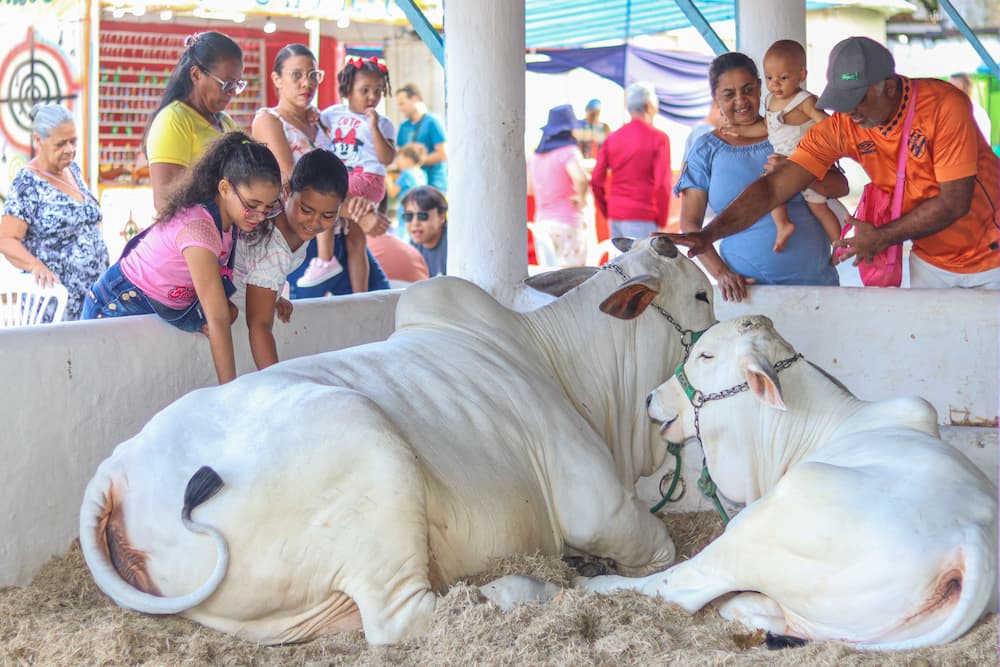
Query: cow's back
266 327 576 574
125 293 579 585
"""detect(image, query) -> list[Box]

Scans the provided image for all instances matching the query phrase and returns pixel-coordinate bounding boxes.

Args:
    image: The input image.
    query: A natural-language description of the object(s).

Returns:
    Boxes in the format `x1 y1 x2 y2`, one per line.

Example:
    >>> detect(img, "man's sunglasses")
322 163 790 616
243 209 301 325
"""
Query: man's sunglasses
196 61 248 96
402 211 430 222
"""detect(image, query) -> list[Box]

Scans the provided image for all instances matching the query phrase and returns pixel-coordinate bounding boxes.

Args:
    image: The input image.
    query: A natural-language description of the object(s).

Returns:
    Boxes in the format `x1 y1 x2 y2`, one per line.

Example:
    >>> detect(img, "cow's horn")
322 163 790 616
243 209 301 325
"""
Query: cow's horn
611 237 635 253
650 235 679 258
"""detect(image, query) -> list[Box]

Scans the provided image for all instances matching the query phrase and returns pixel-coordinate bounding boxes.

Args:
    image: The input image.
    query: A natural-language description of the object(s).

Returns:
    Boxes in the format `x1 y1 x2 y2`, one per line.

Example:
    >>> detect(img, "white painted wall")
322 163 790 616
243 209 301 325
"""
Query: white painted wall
638 285 999 513
383 35 446 128
1 284 996 586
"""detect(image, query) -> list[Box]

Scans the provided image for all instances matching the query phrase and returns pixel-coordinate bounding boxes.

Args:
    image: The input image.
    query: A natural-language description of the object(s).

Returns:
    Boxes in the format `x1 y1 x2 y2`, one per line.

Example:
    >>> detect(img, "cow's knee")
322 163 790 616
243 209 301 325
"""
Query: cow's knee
717 592 789 634
357 588 438 644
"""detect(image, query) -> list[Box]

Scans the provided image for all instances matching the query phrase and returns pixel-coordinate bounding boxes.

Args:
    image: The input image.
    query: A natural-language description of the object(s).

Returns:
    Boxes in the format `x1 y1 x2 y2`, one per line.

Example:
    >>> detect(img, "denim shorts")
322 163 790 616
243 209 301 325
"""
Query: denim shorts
610 220 658 240
82 263 157 320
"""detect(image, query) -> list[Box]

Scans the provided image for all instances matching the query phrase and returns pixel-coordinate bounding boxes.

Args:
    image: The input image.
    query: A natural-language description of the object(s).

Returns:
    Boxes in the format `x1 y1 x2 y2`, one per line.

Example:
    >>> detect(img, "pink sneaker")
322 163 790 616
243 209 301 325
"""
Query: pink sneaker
296 257 344 288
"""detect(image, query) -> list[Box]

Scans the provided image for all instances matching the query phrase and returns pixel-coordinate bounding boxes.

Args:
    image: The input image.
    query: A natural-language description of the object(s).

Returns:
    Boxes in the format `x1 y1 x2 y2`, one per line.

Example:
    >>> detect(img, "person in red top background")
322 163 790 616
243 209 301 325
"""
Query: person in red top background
591 81 672 239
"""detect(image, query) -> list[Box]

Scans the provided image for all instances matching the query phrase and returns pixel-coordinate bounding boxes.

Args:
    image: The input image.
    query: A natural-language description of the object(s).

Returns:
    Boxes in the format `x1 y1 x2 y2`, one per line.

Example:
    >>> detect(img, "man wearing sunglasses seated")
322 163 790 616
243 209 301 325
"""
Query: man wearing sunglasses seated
144 31 246 212
400 186 448 276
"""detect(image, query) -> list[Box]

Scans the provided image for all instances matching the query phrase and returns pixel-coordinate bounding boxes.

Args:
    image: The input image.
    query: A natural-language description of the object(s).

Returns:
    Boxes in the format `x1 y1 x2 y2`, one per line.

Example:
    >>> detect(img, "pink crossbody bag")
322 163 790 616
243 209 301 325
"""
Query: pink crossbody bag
835 82 916 287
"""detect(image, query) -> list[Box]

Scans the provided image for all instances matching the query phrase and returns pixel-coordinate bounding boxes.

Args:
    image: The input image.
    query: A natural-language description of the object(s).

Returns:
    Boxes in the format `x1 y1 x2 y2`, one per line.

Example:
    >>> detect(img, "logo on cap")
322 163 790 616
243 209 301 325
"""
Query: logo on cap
841 72 860 81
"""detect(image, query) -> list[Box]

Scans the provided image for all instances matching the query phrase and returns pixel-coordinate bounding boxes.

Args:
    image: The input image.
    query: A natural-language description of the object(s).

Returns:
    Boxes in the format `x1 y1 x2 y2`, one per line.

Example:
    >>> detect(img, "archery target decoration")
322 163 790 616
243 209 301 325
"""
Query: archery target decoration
0 28 80 155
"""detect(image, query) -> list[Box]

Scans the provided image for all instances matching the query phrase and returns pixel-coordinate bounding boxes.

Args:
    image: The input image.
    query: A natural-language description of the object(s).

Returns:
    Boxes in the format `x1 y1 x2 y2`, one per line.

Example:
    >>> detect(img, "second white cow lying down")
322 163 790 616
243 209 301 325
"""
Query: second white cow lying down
79 236 716 645
579 315 997 650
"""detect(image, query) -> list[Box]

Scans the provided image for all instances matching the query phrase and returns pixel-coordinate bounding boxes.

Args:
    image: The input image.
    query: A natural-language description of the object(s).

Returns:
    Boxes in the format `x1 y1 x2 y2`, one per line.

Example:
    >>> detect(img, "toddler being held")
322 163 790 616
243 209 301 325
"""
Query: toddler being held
724 40 842 253
298 56 395 288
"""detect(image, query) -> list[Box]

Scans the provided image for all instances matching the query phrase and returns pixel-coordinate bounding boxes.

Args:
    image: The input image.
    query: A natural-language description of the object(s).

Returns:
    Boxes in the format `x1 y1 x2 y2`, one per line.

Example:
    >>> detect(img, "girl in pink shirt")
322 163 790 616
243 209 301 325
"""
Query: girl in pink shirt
83 132 282 384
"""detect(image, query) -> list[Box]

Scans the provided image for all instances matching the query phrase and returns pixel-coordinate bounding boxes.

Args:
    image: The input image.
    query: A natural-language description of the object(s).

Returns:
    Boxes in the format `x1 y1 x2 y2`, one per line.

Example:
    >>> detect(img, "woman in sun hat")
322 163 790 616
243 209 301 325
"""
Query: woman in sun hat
527 104 590 266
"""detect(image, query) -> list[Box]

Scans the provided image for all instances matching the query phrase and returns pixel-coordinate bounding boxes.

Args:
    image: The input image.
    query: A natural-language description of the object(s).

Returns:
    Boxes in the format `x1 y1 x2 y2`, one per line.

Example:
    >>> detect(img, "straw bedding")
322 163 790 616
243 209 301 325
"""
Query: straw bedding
2 512 995 666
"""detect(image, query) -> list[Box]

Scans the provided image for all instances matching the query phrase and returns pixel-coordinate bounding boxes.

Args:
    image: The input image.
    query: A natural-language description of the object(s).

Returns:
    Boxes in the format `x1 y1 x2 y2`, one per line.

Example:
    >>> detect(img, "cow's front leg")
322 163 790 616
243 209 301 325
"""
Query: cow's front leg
553 457 676 575
479 575 561 611
575 554 733 613
576 517 749 613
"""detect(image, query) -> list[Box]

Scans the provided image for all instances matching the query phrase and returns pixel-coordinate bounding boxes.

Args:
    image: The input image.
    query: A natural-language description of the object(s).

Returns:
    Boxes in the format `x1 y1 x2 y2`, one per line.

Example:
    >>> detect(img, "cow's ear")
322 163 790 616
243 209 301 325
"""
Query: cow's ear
742 354 787 410
600 274 659 319
526 267 600 297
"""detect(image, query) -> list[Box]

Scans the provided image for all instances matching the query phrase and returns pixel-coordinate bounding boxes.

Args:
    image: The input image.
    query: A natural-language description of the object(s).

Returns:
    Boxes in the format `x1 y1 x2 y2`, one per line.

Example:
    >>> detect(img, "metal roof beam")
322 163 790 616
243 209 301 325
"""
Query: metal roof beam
674 0 729 55
393 0 444 66
938 0 998 79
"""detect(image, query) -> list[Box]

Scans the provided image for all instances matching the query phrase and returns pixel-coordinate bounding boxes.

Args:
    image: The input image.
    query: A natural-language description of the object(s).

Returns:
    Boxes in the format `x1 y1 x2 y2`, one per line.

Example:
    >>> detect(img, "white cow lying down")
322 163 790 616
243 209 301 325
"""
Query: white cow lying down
579 315 997 650
79 236 716 645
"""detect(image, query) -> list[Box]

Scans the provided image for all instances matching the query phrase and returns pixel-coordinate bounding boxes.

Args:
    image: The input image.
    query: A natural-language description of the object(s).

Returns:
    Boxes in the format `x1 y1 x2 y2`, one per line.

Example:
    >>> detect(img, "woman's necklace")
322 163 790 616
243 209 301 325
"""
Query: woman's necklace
278 104 318 144
26 161 95 204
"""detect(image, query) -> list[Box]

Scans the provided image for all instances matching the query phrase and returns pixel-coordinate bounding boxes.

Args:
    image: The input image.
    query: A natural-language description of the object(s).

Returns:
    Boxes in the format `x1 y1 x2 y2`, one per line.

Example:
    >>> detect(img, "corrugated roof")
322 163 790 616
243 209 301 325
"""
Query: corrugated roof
524 0 916 48
525 0 732 48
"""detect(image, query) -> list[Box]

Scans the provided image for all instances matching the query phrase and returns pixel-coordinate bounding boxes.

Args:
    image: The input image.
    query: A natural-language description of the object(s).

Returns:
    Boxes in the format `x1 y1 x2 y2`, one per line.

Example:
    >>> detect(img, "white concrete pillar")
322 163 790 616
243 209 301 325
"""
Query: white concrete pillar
444 0 526 305
736 0 806 70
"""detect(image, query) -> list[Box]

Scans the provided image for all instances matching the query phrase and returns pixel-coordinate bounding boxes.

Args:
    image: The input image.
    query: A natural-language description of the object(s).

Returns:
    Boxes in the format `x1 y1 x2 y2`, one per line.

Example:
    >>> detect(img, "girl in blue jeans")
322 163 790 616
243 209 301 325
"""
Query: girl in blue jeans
82 132 282 384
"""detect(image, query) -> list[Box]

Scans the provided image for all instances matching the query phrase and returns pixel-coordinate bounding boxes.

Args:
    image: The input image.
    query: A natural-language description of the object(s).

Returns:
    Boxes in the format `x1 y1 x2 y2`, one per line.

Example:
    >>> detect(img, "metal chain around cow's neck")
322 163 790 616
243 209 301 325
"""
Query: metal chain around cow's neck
673 352 804 525
599 262 707 359
599 260 714 517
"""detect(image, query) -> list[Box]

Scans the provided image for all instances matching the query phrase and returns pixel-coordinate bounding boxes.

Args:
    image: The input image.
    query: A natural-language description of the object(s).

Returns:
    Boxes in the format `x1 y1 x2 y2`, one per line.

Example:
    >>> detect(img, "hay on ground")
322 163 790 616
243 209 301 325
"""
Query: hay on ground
1 512 995 666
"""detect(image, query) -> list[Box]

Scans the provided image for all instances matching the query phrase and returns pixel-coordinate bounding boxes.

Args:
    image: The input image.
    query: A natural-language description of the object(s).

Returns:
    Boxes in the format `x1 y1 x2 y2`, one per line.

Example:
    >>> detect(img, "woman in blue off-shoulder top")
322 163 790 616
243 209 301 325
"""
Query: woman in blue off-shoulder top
674 52 845 301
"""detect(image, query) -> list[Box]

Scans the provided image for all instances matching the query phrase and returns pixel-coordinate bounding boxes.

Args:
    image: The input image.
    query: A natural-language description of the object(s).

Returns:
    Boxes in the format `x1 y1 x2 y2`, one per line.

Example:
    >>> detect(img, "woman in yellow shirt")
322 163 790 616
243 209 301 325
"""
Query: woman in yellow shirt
142 31 245 211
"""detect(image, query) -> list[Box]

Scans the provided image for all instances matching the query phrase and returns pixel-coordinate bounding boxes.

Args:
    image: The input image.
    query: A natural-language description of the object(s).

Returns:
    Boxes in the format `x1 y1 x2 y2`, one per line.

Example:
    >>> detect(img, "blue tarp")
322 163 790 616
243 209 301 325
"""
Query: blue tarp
527 45 714 125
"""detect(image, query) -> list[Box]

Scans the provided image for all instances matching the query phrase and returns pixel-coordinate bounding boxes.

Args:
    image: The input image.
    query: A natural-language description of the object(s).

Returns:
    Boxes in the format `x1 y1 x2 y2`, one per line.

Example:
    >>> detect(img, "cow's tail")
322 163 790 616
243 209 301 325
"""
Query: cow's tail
79 465 230 615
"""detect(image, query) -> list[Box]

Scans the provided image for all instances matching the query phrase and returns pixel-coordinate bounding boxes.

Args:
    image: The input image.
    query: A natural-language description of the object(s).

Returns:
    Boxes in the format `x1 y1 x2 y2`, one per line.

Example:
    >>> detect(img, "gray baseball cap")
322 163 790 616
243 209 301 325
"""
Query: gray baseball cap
817 36 895 112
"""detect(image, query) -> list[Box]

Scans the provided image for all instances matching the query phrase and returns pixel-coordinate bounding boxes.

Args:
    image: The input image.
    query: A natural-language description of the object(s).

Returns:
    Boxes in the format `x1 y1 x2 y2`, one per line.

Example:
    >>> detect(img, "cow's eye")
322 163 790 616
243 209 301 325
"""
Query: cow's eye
698 352 714 360
695 291 709 303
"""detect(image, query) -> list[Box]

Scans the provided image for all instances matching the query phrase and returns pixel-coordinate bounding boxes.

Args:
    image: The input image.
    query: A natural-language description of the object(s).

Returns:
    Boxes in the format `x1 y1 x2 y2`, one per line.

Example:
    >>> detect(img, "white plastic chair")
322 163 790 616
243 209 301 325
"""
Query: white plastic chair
0 273 69 327
527 222 559 275
587 238 621 267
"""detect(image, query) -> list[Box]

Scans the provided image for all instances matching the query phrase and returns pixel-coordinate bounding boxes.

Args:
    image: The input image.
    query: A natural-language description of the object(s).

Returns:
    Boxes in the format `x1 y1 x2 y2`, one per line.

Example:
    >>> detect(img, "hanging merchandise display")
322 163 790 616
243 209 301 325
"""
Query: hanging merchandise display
97 29 266 181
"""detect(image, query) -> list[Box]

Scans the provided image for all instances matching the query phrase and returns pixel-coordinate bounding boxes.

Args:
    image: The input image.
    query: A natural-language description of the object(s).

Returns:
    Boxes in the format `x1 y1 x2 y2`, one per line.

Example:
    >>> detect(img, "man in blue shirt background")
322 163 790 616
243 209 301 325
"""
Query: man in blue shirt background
396 83 449 192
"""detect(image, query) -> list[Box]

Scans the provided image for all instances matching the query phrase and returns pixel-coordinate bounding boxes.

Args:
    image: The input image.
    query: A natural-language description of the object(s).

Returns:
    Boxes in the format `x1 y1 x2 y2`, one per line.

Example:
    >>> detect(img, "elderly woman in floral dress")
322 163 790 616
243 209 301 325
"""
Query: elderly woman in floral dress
0 103 109 320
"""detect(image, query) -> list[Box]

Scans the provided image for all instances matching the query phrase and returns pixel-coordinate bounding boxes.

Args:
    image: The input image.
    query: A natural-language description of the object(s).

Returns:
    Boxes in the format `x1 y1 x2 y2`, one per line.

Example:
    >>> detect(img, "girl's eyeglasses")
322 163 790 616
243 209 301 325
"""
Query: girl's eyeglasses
233 188 283 221
286 69 325 85
196 61 248 96
402 211 430 222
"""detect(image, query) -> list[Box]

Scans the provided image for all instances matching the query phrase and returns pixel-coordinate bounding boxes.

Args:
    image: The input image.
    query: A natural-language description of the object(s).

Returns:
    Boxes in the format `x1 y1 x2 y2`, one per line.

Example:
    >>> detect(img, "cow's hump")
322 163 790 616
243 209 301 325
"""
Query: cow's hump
395 276 515 334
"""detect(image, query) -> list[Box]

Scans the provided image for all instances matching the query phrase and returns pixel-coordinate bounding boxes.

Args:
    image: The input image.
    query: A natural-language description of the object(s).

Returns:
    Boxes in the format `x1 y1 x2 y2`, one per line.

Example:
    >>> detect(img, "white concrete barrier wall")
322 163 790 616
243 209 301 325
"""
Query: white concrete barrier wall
0 292 399 586
716 285 998 425
1 284 996 586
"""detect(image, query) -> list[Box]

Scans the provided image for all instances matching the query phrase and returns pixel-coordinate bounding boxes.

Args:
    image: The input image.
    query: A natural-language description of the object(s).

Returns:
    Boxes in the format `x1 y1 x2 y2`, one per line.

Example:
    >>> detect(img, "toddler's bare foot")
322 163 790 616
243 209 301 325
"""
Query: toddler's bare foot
773 223 796 252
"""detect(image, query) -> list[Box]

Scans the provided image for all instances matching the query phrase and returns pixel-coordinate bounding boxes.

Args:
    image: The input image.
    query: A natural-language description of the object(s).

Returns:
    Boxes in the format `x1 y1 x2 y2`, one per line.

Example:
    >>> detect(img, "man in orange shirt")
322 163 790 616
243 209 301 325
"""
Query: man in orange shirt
668 36 1000 288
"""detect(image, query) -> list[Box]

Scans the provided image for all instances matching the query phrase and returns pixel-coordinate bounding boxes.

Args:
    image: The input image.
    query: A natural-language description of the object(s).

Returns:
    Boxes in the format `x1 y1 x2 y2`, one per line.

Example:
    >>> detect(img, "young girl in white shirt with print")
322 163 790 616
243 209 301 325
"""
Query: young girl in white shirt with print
235 148 376 369
297 57 396 287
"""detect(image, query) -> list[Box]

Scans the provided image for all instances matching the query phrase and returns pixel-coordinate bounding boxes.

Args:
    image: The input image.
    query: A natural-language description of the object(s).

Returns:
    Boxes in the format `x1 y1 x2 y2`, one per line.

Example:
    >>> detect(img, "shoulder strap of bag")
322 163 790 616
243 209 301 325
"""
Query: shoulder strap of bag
891 80 917 219
213 209 237 271
200 200 237 271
